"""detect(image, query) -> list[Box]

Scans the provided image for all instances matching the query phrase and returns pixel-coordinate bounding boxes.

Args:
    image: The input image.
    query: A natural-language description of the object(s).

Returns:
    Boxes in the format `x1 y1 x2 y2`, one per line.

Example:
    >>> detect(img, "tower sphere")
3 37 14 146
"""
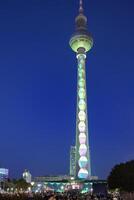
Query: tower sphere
69 31 93 53
69 1 93 53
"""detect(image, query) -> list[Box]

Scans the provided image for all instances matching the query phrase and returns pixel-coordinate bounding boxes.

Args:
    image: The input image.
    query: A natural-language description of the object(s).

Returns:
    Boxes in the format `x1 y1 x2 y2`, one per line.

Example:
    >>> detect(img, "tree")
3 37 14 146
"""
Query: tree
14 179 30 190
108 160 134 192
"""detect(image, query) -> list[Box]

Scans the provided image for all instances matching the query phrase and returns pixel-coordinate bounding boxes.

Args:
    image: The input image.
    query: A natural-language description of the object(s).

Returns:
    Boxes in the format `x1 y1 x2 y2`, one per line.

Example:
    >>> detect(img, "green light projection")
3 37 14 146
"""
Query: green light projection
76 53 91 179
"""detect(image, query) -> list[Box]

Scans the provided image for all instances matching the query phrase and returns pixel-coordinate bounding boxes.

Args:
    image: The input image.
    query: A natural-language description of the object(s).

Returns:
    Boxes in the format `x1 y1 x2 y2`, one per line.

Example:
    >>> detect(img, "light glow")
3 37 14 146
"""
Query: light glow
79 133 86 144
79 79 85 87
78 156 88 168
79 144 87 156
78 111 86 121
78 69 85 78
78 121 86 132
78 99 86 110
78 88 86 99
78 168 89 179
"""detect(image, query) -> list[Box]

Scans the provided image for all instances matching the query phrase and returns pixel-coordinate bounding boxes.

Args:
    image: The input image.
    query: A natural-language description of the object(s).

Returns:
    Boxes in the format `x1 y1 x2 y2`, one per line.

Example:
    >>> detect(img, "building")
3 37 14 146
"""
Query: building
0 168 9 182
23 169 32 183
69 0 93 179
70 146 76 177
32 178 107 194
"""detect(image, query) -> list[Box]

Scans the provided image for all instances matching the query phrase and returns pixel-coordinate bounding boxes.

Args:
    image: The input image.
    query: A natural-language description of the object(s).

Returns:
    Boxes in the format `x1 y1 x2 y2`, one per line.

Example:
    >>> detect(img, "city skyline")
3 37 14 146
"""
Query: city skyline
0 0 134 179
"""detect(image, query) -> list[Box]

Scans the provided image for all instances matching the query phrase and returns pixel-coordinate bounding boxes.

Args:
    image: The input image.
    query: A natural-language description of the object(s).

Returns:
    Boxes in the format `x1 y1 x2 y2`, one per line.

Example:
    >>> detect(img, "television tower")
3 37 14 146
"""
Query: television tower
69 0 93 179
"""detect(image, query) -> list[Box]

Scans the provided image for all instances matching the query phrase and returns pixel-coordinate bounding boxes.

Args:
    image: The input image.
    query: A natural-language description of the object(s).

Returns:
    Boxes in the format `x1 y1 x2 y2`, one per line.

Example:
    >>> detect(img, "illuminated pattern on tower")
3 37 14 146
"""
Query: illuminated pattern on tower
69 0 93 179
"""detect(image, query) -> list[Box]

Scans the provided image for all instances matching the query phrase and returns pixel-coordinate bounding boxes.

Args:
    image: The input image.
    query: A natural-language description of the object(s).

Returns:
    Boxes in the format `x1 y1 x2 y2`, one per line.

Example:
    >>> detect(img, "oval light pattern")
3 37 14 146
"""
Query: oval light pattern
78 111 86 121
79 79 85 87
79 133 86 144
78 69 85 78
78 121 86 132
78 168 88 179
78 156 88 168
78 100 86 111
78 63 82 69
79 144 87 156
78 88 85 99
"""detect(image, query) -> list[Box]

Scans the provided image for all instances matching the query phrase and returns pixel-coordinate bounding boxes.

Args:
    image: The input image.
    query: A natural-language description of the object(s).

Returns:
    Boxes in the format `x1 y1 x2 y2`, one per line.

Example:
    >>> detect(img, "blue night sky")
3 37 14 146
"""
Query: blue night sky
0 0 134 179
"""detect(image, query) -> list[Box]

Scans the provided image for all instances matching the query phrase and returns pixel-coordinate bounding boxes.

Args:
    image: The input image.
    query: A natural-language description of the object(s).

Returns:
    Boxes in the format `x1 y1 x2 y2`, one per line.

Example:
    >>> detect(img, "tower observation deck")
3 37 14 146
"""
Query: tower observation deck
69 0 93 179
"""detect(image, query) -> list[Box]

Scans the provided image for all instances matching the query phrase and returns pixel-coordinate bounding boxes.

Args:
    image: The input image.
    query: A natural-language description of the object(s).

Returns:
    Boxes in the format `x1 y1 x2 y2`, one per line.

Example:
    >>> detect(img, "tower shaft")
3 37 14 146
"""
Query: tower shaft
75 50 91 179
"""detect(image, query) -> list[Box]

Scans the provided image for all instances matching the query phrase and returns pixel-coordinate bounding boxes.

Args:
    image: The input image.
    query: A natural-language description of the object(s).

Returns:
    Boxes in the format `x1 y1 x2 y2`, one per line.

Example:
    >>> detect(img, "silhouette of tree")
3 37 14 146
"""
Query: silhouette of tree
108 160 134 192
14 179 30 190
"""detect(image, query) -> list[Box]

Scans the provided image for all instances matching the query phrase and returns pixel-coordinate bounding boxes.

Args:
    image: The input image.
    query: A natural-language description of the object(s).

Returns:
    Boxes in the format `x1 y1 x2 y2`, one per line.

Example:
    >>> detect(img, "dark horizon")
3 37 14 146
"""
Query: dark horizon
0 0 134 179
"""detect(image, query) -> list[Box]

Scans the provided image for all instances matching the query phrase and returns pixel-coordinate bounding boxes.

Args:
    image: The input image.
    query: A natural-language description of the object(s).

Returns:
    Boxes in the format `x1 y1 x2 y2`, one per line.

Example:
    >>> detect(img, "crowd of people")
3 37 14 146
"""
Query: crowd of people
0 191 125 200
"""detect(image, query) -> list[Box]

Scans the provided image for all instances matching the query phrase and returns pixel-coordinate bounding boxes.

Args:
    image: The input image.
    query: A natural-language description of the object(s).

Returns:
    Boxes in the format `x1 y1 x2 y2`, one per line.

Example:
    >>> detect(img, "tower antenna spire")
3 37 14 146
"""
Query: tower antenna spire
79 0 84 14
